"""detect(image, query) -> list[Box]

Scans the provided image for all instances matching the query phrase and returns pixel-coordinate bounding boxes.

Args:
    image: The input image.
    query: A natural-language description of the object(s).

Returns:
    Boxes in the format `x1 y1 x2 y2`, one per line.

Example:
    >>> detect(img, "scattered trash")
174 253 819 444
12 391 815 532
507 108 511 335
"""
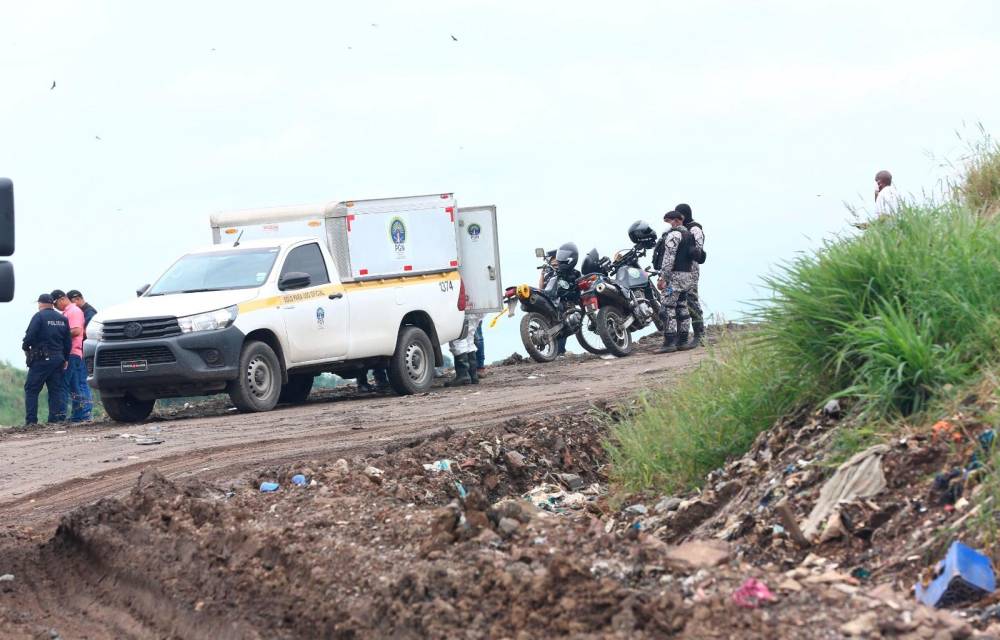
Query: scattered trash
364 466 384 481
600 354 616 360
625 504 648 516
654 496 682 513
915 541 996 608
0 574 13 582
454 481 468 499
772 524 786 535
932 420 963 443
259 482 279 493
526 375 538 380
665 540 732 571
556 473 584 490
822 399 842 418
292 474 307 486
423 459 454 473
801 444 889 541
731 578 774 609
134 437 163 446
505 450 526 469
851 567 872 581
524 484 588 512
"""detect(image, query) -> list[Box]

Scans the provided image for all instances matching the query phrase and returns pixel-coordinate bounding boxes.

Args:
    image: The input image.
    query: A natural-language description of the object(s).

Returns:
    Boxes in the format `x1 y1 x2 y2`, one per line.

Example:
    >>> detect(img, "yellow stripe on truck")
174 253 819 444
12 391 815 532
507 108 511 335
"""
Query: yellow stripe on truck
237 270 459 314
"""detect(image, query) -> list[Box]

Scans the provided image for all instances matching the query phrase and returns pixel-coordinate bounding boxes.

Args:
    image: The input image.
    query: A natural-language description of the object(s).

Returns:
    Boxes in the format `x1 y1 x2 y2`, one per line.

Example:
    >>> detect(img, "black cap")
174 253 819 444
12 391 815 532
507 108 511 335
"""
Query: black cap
67 289 82 299
37 293 53 304
664 210 683 221
50 289 67 300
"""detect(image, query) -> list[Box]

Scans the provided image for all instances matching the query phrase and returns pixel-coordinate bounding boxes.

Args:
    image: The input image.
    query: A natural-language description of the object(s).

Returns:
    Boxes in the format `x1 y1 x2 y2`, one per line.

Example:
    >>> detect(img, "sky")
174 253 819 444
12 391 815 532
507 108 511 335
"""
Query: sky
2 0 1000 366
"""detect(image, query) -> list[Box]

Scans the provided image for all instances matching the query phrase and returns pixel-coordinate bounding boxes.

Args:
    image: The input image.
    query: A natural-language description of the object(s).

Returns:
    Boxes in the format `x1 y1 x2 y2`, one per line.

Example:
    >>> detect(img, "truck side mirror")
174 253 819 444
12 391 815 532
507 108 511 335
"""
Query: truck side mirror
136 283 150 297
278 272 311 291
534 247 545 258
0 178 13 257
0 261 12 302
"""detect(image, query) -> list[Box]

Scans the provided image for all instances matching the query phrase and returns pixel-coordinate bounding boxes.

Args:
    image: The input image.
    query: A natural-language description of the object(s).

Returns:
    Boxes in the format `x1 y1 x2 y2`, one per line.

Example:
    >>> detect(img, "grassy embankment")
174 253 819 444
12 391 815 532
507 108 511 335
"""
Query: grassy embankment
610 135 1000 493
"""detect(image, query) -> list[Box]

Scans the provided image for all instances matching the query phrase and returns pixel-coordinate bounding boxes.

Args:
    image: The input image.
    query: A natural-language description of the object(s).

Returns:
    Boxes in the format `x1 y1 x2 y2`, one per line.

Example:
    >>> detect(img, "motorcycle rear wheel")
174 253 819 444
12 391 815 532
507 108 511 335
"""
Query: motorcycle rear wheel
597 306 633 357
520 312 558 363
576 317 608 355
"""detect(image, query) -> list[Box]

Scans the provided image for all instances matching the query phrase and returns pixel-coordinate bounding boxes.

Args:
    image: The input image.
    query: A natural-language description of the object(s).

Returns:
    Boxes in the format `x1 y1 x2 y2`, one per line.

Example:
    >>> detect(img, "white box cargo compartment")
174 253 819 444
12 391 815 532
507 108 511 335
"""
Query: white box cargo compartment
457 205 502 313
210 194 460 282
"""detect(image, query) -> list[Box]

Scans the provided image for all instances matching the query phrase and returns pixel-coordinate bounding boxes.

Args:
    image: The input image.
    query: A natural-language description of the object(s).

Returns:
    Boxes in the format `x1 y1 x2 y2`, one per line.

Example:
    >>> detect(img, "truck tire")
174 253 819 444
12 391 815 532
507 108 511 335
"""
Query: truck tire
279 374 314 404
102 395 155 423
597 306 633 357
388 326 435 395
228 340 282 413
520 312 557 363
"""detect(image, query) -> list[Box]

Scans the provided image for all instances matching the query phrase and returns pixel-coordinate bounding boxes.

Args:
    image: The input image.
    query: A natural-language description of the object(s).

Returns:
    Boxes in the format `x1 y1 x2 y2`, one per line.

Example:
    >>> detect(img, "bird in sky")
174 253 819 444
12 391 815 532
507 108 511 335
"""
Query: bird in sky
50 81 56 90
95 136 102 141
451 35 458 41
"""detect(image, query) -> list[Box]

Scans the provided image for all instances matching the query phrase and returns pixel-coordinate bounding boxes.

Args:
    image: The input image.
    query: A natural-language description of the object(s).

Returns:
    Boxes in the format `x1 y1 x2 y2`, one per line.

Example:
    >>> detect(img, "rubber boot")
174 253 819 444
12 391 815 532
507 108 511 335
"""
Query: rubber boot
692 322 705 347
657 333 678 354
468 354 480 385
677 330 697 351
445 353 472 387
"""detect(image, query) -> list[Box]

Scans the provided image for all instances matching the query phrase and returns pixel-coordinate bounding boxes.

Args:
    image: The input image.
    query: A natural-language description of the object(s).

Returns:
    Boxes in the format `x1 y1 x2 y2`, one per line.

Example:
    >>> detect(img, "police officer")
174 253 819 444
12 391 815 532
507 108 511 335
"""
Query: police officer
675 203 706 346
656 211 698 353
22 293 72 425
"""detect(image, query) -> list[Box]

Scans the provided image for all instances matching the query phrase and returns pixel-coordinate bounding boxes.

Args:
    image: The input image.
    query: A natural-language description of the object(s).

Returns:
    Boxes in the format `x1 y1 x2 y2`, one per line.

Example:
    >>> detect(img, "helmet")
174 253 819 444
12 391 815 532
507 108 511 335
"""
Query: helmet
628 220 657 248
555 242 579 272
580 248 601 275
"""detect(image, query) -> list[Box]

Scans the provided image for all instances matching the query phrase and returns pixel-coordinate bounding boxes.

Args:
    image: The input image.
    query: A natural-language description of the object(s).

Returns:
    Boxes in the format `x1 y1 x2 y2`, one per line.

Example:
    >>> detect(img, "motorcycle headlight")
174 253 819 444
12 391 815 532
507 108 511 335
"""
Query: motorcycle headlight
178 305 238 333
87 320 104 342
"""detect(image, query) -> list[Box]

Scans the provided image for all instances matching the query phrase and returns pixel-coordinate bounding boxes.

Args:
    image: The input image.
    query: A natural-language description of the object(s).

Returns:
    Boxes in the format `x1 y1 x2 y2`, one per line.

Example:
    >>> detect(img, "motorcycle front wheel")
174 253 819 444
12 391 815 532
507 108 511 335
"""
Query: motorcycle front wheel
520 312 558 363
596 306 634 357
576 315 609 355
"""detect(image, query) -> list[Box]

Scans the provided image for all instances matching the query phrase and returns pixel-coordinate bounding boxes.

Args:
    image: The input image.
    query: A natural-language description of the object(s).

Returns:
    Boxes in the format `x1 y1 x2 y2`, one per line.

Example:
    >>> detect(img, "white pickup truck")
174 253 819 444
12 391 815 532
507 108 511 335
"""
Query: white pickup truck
85 194 502 422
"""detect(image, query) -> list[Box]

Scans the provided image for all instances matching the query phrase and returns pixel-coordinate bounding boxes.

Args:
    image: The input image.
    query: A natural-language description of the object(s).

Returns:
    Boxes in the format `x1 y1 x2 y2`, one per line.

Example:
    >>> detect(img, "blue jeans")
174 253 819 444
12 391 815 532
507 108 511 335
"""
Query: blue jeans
24 358 67 424
66 354 93 422
474 322 485 369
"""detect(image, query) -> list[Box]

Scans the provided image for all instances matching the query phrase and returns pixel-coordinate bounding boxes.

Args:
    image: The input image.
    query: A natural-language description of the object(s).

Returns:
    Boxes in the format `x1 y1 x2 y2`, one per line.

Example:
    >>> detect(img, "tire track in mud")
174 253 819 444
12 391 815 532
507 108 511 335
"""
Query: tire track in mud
1 347 702 530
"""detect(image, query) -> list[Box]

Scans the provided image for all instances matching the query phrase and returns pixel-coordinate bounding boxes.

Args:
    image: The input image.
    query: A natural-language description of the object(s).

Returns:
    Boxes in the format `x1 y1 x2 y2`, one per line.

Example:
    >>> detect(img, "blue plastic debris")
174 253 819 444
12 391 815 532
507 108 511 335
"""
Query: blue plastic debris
291 474 307 486
915 541 996 608
454 481 468 499
260 482 280 493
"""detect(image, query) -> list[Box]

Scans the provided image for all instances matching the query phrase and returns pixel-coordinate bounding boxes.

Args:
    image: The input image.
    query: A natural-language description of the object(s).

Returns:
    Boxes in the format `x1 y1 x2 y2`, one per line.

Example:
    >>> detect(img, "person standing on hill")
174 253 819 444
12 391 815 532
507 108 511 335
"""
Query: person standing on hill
874 170 902 218
656 211 698 353
675 203 706 346
22 293 71 425
51 289 92 422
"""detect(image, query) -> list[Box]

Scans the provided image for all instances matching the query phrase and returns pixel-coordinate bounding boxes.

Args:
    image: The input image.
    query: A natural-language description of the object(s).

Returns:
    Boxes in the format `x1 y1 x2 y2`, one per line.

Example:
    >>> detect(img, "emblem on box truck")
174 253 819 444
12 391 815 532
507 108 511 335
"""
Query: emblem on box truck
467 223 481 241
389 217 407 255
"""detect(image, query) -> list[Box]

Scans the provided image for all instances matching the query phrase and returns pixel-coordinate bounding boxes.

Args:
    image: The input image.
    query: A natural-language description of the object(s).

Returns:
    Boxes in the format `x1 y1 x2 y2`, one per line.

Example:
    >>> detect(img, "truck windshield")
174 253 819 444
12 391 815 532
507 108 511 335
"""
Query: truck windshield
147 248 280 296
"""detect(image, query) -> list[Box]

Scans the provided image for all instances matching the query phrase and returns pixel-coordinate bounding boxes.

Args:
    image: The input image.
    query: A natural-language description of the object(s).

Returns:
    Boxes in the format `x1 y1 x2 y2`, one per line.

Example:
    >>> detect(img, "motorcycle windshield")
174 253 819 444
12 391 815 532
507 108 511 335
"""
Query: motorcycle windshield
615 265 649 289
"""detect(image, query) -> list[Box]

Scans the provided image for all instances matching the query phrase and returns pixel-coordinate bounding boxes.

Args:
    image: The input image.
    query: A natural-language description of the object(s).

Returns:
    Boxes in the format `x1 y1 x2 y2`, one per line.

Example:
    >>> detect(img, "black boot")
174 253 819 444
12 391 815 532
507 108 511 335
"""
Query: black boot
692 322 705 347
677 330 696 351
657 333 678 354
468 354 480 385
445 353 472 387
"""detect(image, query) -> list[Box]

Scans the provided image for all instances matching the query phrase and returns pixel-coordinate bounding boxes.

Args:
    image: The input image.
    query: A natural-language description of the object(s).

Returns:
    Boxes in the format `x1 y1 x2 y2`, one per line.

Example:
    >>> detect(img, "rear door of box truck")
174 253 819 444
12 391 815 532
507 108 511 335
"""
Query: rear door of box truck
456 205 502 313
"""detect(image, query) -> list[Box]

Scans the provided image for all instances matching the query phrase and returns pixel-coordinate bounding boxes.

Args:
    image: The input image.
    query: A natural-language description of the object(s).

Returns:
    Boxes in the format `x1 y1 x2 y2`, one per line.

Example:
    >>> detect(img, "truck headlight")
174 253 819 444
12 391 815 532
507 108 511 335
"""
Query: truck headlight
178 306 238 333
87 320 104 342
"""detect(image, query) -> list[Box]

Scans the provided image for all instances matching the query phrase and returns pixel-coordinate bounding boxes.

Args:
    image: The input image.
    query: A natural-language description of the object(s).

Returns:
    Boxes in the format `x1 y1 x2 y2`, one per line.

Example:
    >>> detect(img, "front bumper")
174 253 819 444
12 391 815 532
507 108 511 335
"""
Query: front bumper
85 325 245 399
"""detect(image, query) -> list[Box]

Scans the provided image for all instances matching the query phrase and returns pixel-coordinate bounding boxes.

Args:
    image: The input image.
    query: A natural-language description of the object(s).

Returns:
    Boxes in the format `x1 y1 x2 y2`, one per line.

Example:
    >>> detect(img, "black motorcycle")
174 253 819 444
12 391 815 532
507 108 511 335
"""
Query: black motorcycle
501 243 607 362
577 221 665 357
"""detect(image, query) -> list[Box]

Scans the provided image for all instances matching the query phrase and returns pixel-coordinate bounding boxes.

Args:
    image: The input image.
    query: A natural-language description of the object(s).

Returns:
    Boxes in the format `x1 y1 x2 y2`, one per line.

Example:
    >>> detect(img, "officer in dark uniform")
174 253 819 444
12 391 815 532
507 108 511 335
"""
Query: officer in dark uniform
22 293 72 425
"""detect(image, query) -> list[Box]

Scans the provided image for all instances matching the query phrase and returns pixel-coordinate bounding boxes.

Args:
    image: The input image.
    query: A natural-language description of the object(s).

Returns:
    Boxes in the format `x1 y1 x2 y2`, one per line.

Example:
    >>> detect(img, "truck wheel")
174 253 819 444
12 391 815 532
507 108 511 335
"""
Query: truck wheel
102 395 155 423
228 340 282 412
597 306 633 357
388 326 435 395
520 312 557 363
278 374 314 404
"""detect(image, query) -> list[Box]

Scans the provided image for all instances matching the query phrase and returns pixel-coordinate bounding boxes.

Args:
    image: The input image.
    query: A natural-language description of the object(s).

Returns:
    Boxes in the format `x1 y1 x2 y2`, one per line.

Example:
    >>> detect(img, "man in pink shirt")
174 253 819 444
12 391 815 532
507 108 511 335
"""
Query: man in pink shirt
52 289 93 422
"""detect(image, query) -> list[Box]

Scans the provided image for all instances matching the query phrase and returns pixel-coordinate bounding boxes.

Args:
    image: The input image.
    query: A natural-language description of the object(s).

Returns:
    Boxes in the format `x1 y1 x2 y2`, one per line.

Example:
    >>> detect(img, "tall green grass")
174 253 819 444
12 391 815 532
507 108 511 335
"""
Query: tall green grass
609 141 1000 493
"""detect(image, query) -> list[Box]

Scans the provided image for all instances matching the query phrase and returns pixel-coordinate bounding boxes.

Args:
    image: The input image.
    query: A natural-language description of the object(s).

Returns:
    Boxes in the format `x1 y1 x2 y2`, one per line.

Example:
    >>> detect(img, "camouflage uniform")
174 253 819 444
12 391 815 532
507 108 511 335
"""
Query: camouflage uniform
687 223 705 339
658 225 697 336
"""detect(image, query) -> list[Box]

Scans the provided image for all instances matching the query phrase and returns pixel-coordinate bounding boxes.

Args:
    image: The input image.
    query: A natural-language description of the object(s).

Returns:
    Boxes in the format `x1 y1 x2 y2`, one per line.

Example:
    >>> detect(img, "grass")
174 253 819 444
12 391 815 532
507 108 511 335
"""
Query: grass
608 133 1000 493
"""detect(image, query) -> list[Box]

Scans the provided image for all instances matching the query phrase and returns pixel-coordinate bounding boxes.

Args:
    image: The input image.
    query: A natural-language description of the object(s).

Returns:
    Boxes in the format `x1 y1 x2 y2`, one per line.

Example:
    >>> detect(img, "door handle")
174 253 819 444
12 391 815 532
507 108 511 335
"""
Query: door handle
328 292 343 300
487 265 496 281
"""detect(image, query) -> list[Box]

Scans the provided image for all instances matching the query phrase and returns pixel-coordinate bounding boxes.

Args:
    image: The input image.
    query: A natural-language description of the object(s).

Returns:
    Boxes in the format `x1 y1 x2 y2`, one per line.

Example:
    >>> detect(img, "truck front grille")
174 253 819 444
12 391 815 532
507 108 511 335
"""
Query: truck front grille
103 317 182 341
96 346 176 367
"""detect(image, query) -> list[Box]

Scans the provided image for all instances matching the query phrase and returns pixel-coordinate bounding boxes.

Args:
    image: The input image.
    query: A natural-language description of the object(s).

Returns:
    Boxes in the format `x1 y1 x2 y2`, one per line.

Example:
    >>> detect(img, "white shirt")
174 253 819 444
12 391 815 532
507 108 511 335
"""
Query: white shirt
874 185 902 216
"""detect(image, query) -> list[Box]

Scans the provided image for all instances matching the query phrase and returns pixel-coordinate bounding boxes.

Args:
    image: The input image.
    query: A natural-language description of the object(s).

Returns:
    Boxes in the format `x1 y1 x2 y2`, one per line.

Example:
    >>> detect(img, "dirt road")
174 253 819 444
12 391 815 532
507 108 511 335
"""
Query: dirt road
0 342 701 532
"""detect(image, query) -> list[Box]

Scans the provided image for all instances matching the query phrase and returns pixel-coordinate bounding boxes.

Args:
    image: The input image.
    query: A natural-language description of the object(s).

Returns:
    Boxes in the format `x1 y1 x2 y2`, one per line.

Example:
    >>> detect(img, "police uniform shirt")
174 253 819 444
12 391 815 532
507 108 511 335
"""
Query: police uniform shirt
22 308 72 361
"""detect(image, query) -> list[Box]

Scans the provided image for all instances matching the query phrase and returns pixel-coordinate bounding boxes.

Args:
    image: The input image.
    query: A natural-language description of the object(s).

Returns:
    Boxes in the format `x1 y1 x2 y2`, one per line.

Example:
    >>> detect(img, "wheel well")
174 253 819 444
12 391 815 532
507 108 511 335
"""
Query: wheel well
400 311 443 366
245 329 289 384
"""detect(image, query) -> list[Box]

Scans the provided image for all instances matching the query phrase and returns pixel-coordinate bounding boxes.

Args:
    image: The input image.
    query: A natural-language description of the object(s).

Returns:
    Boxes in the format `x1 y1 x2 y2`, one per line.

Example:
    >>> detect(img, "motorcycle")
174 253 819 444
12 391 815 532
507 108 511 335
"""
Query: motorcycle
577 221 666 357
500 244 608 363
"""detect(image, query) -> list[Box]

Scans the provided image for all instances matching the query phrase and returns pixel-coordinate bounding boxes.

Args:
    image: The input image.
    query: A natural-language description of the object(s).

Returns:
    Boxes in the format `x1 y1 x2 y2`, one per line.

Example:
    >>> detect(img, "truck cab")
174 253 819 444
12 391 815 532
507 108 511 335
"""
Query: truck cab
86 194 501 422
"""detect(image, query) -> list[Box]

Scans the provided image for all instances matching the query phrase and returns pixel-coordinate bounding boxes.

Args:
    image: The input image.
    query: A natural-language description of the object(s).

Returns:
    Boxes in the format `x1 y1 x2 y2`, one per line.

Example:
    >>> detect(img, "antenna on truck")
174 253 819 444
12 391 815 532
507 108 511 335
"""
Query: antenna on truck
233 230 244 247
